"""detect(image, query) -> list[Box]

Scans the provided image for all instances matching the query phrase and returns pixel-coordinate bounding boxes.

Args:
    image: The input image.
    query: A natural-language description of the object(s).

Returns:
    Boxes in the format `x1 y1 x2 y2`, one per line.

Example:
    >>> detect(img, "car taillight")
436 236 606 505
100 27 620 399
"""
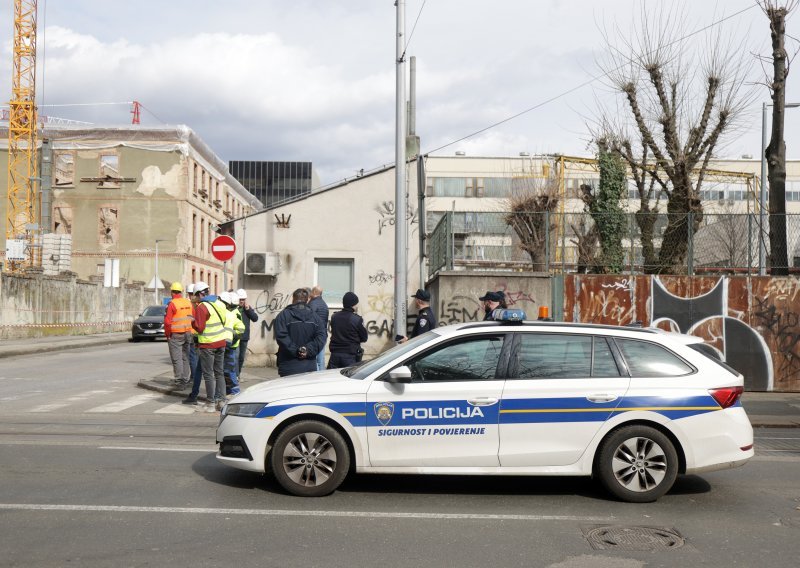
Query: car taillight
709 386 743 409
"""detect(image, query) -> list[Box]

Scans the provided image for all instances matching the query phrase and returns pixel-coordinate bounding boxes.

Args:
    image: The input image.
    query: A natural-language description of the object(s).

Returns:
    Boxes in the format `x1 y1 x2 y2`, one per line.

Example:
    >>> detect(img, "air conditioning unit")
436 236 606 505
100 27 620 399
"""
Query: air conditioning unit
245 252 281 275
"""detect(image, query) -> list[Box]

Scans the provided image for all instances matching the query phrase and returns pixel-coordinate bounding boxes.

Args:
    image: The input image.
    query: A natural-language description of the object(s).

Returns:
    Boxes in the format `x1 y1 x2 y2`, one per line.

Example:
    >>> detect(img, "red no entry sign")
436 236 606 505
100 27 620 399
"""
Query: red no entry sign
211 235 236 262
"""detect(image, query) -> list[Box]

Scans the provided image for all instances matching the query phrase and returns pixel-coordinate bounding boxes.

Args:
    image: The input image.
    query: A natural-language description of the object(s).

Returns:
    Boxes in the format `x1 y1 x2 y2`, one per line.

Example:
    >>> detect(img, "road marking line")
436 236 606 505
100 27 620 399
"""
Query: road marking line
0 503 614 522
99 446 215 453
67 390 113 402
30 403 70 413
86 393 159 413
154 403 196 415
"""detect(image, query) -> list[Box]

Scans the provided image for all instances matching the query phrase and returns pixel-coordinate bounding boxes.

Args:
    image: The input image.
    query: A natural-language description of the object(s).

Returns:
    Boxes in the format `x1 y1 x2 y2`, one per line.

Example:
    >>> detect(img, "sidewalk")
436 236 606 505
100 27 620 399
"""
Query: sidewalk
139 369 800 428
2 331 798 427
137 365 280 399
0 331 131 359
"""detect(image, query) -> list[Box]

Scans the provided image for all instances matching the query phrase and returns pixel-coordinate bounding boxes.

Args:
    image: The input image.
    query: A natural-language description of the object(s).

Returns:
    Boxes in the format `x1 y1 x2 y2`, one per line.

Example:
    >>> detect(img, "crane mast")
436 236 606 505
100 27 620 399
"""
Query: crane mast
5 0 38 271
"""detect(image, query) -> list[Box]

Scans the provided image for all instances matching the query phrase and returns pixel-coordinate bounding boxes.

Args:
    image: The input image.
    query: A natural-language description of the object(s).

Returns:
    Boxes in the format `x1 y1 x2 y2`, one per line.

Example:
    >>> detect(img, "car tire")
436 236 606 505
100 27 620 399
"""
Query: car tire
269 420 350 497
130 337 139 343
596 425 678 503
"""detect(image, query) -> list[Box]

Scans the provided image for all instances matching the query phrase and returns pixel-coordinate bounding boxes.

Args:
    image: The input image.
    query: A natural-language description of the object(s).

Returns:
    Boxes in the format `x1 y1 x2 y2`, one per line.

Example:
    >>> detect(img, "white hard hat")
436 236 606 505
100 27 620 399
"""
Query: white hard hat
194 281 209 293
186 283 195 294
236 288 247 300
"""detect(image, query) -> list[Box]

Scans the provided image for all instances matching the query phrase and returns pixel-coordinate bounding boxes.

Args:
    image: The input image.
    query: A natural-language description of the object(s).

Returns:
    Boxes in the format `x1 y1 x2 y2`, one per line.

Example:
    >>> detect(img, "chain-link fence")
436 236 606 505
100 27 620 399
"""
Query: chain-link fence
428 211 800 275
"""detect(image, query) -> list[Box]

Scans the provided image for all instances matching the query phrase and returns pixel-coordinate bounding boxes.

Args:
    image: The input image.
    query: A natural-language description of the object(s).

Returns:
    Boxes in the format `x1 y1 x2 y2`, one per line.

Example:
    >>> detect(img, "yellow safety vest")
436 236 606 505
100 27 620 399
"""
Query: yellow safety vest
198 299 228 344
168 297 194 333
227 309 245 348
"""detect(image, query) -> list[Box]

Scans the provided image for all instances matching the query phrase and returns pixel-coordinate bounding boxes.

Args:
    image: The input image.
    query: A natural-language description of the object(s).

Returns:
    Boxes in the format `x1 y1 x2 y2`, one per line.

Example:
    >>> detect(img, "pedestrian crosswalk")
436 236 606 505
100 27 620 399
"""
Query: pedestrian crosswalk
0 385 221 416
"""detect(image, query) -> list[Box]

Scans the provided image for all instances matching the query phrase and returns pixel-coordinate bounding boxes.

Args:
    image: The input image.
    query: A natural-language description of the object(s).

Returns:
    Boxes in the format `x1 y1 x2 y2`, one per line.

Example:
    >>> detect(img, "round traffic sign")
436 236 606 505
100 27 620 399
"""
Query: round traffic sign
211 235 236 262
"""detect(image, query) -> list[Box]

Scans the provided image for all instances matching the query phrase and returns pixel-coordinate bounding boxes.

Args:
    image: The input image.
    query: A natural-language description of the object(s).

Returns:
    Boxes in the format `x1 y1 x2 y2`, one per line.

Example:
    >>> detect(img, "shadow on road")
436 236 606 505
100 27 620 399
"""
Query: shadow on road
192 453 712 500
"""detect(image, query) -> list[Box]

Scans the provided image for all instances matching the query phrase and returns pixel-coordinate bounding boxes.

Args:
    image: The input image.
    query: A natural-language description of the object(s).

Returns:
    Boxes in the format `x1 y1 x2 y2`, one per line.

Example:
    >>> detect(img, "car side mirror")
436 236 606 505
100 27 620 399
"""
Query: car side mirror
387 366 412 384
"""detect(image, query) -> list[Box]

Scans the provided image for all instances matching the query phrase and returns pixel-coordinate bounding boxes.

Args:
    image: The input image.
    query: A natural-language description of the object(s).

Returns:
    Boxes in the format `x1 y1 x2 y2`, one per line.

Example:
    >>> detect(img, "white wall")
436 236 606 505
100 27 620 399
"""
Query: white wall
229 164 422 366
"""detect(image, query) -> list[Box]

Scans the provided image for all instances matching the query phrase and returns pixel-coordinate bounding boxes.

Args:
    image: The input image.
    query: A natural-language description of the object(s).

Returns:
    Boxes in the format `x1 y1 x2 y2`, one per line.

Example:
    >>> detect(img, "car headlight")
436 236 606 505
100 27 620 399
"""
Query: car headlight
222 403 267 418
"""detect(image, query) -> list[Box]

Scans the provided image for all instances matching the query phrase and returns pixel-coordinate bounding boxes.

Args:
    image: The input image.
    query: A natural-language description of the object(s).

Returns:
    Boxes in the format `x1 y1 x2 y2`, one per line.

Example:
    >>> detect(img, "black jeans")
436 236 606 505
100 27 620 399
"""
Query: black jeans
327 352 358 369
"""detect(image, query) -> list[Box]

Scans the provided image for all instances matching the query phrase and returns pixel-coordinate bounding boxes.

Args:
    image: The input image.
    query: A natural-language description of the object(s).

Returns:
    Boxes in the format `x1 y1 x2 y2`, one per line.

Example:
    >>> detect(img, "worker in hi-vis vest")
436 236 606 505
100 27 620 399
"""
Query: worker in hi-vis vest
164 281 194 388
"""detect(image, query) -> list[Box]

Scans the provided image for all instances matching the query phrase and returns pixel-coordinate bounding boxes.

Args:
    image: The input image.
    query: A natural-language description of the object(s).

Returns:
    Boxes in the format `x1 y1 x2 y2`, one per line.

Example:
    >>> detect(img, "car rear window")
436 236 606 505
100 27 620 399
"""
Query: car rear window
689 343 739 377
615 338 694 377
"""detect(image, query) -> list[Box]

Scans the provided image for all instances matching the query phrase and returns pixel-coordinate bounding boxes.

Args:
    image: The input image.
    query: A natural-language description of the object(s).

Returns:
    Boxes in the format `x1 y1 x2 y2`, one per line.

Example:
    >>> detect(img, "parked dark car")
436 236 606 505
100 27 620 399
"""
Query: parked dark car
131 305 167 341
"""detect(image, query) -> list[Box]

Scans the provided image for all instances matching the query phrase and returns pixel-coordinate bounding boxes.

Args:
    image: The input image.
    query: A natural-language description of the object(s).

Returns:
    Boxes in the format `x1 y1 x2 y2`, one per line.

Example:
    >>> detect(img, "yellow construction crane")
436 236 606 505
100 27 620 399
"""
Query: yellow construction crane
5 0 38 271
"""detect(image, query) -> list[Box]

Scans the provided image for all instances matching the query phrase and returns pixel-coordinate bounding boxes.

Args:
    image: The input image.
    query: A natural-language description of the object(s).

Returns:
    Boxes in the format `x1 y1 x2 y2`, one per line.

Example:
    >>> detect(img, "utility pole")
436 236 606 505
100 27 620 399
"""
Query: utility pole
393 0 407 341
154 239 165 304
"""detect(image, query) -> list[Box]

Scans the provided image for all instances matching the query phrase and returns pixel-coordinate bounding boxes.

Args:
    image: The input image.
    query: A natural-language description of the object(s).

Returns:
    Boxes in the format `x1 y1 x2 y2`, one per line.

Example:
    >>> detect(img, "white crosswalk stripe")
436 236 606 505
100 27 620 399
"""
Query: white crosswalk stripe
86 393 160 413
30 403 71 413
154 403 196 415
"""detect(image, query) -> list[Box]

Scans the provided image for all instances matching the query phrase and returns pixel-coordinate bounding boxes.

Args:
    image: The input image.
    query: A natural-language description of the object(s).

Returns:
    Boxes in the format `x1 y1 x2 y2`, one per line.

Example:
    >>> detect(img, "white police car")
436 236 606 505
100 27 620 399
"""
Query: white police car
216 310 753 502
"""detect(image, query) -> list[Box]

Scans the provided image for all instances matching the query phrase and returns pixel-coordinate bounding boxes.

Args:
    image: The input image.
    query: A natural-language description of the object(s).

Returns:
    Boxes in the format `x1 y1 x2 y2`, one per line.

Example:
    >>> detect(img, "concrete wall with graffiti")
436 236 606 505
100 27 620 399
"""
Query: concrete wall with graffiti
224 165 423 367
428 271 550 326
564 275 800 392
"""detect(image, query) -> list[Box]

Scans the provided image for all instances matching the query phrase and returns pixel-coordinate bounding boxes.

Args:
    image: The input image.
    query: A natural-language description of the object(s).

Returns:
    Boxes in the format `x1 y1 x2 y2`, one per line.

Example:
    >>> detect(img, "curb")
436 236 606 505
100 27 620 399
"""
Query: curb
0 335 132 359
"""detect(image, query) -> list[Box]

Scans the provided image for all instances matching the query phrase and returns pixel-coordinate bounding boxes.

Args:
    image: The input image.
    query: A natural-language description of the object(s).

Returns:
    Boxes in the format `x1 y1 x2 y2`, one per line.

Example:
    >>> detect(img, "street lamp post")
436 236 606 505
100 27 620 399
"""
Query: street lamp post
154 239 166 304
760 101 800 275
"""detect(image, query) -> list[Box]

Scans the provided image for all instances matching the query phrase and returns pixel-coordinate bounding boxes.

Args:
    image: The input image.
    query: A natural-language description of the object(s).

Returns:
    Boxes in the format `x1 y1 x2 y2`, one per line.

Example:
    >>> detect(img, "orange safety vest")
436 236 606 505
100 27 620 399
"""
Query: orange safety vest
169 297 194 333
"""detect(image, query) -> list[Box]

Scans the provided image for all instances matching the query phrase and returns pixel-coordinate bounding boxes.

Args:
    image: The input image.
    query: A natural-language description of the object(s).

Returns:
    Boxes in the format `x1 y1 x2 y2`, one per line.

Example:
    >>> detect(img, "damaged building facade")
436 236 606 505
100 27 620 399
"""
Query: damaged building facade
0 126 261 291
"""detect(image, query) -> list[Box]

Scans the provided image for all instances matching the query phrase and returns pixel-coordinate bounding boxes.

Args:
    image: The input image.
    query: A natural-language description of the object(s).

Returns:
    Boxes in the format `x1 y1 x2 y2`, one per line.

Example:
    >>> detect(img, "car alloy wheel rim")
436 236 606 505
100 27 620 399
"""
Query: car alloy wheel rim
611 437 668 492
282 432 337 487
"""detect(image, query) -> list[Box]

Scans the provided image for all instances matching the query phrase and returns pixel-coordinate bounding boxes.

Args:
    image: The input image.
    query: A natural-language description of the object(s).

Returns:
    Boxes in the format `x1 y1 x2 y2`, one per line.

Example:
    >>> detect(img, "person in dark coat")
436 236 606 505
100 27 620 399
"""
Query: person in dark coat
308 286 329 371
479 291 504 320
327 292 369 369
274 288 326 377
399 289 437 342
236 289 259 375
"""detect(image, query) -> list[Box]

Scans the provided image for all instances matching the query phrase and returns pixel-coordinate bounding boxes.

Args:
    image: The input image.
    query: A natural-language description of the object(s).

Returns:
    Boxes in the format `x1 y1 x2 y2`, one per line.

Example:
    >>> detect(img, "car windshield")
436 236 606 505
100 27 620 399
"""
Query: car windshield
142 306 166 317
343 331 438 380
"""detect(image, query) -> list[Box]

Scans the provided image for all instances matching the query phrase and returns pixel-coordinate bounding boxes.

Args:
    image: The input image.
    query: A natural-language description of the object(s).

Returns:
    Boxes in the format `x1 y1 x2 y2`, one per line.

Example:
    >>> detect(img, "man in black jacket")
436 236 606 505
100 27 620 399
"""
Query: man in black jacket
308 286 329 371
236 289 259 374
328 292 368 369
273 288 326 377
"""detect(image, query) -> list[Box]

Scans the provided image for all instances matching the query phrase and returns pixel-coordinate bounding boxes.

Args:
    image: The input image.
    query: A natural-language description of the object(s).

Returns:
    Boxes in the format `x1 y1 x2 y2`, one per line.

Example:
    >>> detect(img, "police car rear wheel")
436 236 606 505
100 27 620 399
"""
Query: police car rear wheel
597 425 678 503
270 421 350 497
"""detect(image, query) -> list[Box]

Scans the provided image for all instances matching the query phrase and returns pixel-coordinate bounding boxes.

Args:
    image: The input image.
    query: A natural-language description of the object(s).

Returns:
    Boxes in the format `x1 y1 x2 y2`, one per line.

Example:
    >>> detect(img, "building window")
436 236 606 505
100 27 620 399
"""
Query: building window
192 214 197 250
53 204 73 234
214 273 218 294
191 267 196 284
314 259 354 306
193 163 198 195
98 153 120 189
54 152 75 187
200 218 206 253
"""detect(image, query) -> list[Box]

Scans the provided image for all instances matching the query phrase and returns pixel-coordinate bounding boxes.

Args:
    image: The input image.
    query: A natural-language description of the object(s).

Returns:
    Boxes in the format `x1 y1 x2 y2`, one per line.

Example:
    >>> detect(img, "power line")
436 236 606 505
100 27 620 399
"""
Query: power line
401 0 427 61
425 3 759 155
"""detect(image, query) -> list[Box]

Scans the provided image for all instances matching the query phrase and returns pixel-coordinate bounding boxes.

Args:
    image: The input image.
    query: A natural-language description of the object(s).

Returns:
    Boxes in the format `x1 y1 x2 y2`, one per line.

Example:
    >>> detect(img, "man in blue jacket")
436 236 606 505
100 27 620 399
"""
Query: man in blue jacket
273 288 326 377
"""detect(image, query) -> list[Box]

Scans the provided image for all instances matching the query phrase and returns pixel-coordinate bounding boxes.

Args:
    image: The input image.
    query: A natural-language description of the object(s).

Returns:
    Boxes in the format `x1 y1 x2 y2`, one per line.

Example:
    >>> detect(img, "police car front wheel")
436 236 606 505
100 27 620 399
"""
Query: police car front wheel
270 420 350 497
596 425 679 503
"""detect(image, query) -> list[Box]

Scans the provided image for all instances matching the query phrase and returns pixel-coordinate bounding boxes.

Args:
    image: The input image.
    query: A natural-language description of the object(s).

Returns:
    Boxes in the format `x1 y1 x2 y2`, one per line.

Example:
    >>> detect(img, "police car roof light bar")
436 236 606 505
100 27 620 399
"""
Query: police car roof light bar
492 308 526 323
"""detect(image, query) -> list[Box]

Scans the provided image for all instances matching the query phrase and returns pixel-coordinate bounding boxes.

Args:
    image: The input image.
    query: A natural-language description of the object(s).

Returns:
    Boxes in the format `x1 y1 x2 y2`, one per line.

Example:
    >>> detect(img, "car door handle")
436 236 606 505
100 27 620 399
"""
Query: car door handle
587 394 618 403
468 397 498 406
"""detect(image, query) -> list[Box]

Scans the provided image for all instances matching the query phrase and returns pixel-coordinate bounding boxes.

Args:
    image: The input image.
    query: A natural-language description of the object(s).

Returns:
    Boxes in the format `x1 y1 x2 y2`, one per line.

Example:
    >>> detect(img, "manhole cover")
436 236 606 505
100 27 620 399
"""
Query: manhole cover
584 525 685 551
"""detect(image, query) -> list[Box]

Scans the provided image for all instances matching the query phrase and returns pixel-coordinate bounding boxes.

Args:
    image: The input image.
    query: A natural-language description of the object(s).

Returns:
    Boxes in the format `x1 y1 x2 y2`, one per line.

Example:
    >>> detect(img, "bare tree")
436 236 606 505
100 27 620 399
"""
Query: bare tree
505 168 559 272
594 4 753 273
761 0 798 274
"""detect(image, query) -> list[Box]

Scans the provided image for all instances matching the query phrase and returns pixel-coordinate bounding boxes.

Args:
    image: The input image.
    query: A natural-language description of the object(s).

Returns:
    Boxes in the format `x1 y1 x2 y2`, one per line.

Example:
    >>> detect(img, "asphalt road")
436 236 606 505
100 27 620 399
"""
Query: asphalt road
0 342 799 568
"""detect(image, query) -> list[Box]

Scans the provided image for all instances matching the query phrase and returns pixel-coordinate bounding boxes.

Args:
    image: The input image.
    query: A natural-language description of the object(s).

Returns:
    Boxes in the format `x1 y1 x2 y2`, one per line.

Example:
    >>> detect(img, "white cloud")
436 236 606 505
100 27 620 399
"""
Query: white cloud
0 0 793 185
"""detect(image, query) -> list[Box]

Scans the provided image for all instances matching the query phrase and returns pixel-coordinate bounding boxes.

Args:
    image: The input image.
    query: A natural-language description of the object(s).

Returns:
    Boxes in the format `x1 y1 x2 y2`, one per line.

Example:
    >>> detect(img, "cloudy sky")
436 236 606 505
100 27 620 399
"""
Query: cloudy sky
0 0 796 186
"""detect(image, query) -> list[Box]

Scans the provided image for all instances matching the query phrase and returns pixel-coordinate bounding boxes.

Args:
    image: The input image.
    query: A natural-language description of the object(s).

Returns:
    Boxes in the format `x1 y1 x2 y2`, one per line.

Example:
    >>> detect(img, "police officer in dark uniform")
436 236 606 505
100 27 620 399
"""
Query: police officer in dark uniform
398 289 437 343
327 292 369 369
479 291 504 320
